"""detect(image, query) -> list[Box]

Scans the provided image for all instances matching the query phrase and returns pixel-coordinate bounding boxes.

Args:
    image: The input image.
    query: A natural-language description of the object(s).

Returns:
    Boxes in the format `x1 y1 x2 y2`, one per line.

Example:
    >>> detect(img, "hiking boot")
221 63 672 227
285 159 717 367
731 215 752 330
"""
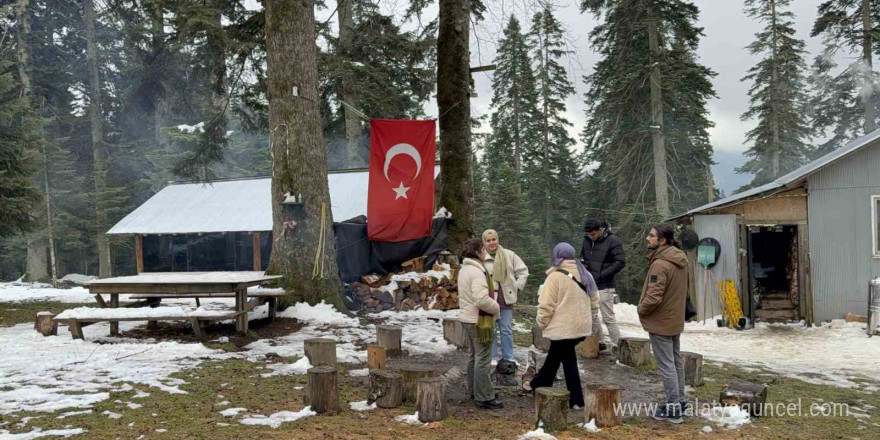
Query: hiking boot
652 404 683 424
476 397 503 409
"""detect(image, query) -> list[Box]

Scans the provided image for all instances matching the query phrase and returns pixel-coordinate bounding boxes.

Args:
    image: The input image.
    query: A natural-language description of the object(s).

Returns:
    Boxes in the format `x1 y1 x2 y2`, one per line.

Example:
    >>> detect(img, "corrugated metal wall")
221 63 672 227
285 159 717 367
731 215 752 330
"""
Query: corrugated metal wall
693 214 739 321
808 140 880 321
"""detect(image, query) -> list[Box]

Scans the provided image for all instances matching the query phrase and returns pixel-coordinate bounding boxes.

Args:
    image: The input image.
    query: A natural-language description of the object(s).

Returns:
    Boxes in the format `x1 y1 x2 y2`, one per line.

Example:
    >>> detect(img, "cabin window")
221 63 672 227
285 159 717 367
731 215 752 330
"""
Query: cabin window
874 195 880 257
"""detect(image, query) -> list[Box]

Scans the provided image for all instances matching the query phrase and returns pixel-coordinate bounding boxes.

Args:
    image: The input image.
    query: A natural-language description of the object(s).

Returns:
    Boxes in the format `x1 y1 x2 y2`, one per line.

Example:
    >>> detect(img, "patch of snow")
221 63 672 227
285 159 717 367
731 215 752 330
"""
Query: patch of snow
579 418 601 432
293 387 304 391
58 274 97 285
217 337 229 343
517 426 557 440
55 410 91 419
0 428 86 439
156 429 167 433
702 425 713 433
238 407 316 428
102 411 122 419
55 305 232 320
176 122 205 134
220 408 247 418
132 391 150 399
225 130 234 138
0 282 96 303
217 401 230 407
513 322 530 333
349 400 377 412
394 412 424 426
262 357 312 377
125 402 142 410
277 301 354 327
348 368 369 377
700 405 751 429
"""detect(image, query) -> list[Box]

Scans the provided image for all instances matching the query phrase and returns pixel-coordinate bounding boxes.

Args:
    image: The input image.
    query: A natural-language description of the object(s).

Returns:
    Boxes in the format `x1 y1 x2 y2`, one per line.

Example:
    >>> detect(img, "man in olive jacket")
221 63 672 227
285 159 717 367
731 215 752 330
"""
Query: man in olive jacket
638 223 688 423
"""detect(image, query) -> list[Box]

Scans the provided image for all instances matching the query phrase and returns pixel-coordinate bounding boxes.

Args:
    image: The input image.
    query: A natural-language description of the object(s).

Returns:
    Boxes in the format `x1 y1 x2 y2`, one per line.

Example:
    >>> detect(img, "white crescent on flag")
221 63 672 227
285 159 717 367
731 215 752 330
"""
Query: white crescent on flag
383 143 423 182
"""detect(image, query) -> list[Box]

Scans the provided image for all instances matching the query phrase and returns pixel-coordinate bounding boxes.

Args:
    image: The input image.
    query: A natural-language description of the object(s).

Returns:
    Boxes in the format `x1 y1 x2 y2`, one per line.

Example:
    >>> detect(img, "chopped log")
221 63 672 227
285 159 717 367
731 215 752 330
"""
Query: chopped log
583 382 622 428
363 274 383 288
306 366 339 414
532 326 551 352
398 298 417 312
617 337 652 368
376 325 402 356
402 256 427 273
534 388 569 433
681 351 704 387
579 332 600 359
401 364 437 402
304 338 337 367
442 318 469 349
720 381 768 417
416 377 447 422
367 344 386 370
35 312 57 336
368 369 404 408
436 251 459 268
377 291 395 305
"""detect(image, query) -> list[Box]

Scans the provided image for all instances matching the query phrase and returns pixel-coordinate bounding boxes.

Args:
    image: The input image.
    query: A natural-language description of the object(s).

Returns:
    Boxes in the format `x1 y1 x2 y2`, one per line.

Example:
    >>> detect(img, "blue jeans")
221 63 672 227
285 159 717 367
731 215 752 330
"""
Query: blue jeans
491 308 514 361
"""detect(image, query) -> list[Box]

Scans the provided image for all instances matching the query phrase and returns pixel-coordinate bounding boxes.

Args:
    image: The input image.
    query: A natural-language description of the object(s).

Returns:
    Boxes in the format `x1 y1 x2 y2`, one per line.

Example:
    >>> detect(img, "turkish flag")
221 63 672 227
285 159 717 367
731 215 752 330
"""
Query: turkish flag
367 119 436 242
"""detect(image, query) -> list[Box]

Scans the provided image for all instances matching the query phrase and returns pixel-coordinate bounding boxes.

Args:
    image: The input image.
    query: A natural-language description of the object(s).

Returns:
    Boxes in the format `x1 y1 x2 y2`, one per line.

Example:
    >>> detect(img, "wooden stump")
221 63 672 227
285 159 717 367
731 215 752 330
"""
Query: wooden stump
416 377 447 422
720 381 768 417
618 337 652 368
367 344 386 370
535 388 569 433
583 382 622 428
531 326 551 352
681 351 704 387
368 369 404 408
306 366 339 414
442 318 469 349
376 325 402 356
579 332 600 359
401 365 437 402
34 312 57 336
304 338 337 367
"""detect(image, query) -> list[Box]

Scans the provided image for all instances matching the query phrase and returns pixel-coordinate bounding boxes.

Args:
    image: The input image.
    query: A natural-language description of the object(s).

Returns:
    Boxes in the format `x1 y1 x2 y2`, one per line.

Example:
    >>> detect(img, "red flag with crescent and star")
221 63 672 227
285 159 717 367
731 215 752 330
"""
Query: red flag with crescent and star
367 119 436 242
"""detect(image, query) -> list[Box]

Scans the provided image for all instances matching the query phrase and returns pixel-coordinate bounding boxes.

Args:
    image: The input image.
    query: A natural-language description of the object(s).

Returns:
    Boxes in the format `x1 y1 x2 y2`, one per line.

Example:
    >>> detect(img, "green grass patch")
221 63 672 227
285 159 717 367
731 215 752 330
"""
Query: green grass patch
0 301 95 327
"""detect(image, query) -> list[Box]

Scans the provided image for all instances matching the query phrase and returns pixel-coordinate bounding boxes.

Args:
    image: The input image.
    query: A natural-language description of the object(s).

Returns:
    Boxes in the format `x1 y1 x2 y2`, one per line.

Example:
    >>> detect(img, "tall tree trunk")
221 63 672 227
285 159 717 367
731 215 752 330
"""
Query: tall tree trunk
437 0 474 251
647 7 669 219
18 0 49 282
539 27 552 254
337 0 362 168
862 0 876 134
41 132 57 285
264 0 342 306
770 0 781 178
84 0 111 278
150 1 167 149
208 2 228 126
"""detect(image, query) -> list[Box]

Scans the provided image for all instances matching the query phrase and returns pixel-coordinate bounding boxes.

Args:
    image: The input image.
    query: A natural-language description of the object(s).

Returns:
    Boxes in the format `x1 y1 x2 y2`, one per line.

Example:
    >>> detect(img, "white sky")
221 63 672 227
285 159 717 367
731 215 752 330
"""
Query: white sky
248 0 846 194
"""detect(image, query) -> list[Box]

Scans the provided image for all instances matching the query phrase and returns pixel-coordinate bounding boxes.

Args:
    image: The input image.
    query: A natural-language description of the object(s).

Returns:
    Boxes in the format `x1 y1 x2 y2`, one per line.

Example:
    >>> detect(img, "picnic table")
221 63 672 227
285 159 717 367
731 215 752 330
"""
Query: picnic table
55 272 283 340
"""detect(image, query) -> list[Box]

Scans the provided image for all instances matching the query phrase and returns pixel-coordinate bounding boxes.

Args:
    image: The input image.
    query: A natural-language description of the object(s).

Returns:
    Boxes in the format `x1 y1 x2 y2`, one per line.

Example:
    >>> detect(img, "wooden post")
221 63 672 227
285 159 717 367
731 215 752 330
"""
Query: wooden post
235 287 248 334
376 325 402 356
535 388 569 433
367 344 386 370
368 369 404 408
190 318 205 341
69 318 84 340
252 232 261 271
401 365 437 402
306 366 339 414
109 293 119 336
531 326 551 352
304 338 337 367
579 332 600 359
442 318 468 349
267 297 277 322
583 382 622 428
135 234 144 273
618 337 652 368
720 381 767 417
681 351 704 387
35 312 57 336
416 377 447 422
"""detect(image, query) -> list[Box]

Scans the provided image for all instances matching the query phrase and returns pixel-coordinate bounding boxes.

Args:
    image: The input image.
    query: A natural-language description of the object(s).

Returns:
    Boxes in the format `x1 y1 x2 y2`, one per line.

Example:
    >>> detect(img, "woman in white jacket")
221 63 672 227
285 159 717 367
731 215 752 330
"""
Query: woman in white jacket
523 242 600 409
457 238 502 409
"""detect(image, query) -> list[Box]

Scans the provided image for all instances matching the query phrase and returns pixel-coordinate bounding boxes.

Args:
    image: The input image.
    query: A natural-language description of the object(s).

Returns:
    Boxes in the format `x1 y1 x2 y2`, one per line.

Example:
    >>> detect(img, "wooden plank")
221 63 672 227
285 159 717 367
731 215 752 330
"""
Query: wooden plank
94 294 107 308
191 318 205 340
268 297 277 322
127 291 287 299
69 318 84 340
110 294 119 336
135 235 144 273
56 314 237 323
253 232 261 271
236 288 248 334
87 272 282 286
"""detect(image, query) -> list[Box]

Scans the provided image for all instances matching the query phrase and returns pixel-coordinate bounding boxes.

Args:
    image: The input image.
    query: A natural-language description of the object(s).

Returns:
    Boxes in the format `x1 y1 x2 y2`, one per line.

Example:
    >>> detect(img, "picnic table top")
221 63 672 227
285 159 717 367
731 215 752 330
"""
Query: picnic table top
87 271 282 286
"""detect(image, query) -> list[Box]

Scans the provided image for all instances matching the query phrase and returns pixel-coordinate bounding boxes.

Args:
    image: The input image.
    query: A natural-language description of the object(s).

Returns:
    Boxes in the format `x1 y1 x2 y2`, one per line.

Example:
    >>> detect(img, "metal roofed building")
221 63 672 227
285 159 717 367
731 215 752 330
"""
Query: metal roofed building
668 130 880 324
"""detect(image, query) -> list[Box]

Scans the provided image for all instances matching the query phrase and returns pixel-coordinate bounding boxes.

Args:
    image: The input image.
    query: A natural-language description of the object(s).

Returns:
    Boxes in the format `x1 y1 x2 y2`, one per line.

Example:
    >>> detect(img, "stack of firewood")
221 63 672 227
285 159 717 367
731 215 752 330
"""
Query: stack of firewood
347 252 461 313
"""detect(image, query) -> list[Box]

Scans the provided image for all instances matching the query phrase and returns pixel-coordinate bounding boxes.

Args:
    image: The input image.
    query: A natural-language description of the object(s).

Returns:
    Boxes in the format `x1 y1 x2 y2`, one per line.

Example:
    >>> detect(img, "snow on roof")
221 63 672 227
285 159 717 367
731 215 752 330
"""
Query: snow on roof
669 128 880 220
107 167 440 235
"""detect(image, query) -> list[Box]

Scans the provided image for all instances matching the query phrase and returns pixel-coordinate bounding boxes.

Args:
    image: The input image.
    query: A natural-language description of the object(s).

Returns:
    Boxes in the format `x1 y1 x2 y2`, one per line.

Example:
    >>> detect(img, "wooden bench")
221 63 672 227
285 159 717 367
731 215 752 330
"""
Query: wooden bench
127 290 286 321
54 309 241 341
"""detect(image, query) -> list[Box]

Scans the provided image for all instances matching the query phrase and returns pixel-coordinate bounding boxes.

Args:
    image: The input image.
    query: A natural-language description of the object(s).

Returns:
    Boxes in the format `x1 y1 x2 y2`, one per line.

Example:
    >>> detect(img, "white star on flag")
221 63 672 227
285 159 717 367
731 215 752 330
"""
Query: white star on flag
392 182 411 200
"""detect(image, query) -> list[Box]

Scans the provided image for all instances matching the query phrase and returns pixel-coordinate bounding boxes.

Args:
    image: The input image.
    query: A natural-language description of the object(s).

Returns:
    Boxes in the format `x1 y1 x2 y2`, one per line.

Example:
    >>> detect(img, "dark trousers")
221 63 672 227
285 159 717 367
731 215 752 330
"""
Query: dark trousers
529 337 585 407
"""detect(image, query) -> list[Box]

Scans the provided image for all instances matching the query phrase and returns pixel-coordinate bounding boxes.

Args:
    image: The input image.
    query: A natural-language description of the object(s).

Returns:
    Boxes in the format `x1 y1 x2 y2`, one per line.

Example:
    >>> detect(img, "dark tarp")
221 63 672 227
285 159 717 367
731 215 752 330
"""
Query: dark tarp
334 217 450 283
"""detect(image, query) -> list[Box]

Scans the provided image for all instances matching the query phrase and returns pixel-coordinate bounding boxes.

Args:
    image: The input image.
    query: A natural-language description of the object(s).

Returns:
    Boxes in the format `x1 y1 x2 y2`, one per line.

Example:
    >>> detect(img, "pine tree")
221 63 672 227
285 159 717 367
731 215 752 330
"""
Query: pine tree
807 51 862 157
525 5 583 258
738 0 812 188
810 0 880 149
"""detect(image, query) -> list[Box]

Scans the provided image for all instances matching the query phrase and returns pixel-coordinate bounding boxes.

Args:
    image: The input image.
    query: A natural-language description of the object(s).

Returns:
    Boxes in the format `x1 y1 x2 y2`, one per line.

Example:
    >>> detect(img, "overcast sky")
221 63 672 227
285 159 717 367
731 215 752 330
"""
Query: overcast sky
250 0 843 195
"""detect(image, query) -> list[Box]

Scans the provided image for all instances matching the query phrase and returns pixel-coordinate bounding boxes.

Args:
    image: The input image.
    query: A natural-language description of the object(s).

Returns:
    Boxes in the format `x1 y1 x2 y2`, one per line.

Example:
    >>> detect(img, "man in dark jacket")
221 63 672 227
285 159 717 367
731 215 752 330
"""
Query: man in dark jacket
579 219 625 351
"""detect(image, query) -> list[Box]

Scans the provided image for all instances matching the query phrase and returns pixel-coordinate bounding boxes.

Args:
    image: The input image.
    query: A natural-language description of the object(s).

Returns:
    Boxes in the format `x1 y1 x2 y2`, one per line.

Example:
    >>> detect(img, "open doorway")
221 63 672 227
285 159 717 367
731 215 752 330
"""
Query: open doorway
748 225 800 322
